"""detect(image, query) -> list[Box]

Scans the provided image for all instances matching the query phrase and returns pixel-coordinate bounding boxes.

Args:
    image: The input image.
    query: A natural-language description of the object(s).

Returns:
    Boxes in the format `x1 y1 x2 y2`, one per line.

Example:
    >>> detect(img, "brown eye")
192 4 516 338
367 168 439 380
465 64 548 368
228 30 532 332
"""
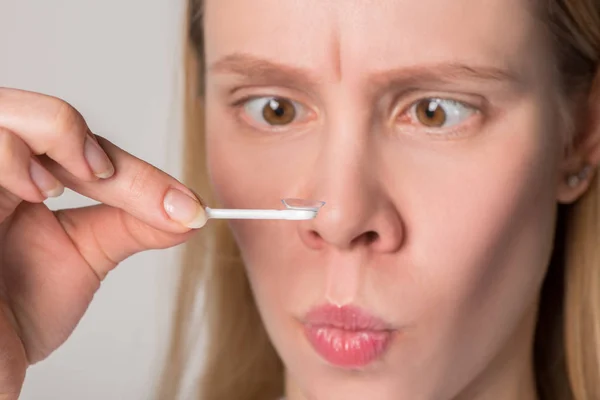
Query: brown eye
243 96 311 130
410 98 475 130
260 97 296 125
415 99 446 127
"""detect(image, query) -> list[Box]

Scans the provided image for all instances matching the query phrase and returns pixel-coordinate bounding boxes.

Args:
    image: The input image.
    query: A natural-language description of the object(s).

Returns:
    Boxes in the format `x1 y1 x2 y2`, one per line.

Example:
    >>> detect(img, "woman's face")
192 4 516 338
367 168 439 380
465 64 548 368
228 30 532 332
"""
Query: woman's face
203 0 565 398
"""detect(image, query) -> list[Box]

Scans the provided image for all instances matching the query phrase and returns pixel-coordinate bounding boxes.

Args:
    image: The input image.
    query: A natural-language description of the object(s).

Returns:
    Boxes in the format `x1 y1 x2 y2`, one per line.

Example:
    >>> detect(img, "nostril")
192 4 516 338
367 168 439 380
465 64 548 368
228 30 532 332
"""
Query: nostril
298 229 325 250
301 228 382 250
350 230 379 246
365 231 379 244
309 230 321 240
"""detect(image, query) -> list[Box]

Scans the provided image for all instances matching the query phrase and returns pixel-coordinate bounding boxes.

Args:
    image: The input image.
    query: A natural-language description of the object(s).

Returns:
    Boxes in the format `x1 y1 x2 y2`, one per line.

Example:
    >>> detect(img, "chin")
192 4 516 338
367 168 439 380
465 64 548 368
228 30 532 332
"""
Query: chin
288 368 420 400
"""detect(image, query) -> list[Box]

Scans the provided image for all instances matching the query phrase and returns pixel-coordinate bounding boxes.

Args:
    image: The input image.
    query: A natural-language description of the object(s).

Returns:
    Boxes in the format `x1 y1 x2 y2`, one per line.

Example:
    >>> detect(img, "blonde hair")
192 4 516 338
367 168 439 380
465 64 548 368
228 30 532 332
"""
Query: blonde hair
158 1 600 399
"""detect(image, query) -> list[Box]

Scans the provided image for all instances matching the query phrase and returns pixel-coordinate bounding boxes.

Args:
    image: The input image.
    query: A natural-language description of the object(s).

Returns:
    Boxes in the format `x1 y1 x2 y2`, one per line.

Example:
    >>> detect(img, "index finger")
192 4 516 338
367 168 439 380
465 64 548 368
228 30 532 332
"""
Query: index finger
0 88 114 182
41 135 208 233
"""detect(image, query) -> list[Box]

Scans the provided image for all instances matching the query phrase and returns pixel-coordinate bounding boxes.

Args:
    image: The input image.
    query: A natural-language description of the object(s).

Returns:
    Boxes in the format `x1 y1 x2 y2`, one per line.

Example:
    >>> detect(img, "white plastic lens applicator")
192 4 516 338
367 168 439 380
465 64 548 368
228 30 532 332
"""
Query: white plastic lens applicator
205 198 325 220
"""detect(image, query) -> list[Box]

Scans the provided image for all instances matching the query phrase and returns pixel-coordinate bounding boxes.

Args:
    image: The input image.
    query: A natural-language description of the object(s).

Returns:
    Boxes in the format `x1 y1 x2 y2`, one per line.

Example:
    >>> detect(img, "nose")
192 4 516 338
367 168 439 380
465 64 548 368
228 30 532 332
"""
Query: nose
298 141 404 253
300 184 404 252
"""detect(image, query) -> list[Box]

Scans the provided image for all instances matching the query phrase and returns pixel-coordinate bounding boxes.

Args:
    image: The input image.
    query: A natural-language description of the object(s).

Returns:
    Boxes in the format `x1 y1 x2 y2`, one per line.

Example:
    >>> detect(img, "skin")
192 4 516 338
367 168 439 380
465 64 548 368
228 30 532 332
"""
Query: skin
203 0 600 399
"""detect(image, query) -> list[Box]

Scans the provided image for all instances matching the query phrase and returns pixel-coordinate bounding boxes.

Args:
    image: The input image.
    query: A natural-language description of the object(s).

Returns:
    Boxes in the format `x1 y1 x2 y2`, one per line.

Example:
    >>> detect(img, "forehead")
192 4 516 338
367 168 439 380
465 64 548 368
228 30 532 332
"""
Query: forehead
203 0 546 81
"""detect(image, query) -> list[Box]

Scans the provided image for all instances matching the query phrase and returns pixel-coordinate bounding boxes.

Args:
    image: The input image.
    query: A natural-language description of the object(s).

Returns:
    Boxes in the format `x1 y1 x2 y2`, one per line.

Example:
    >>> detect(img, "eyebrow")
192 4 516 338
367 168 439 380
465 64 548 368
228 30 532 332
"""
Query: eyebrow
209 53 524 91
210 53 322 88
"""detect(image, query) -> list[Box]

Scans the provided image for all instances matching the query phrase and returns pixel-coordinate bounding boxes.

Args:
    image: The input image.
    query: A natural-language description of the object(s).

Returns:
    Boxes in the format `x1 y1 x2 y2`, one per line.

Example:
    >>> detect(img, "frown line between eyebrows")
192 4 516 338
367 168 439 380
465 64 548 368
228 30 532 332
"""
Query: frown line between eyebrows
209 52 526 92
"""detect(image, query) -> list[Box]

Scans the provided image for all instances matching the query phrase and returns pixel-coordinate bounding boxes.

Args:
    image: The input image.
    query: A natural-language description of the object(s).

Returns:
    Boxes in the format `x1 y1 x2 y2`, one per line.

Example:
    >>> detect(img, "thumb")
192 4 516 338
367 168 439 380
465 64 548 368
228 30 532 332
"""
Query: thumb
55 203 198 280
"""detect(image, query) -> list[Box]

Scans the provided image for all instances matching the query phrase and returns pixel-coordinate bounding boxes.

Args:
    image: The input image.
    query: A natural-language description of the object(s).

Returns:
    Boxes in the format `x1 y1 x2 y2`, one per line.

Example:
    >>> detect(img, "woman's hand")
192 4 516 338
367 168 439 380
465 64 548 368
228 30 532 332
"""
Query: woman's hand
0 87 206 399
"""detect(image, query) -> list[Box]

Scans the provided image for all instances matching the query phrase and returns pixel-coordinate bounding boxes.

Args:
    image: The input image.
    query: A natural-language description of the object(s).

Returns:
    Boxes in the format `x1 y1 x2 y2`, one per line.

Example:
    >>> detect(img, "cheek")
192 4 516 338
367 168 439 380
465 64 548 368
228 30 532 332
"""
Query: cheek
426 105 558 310
204 91 328 262
204 103 320 283
397 99 561 384
417 141 557 329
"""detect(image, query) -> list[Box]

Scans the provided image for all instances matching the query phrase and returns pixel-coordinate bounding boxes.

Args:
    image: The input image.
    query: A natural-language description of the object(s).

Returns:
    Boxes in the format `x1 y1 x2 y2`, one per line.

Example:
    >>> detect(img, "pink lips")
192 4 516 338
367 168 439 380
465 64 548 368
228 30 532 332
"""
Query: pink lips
302 304 393 368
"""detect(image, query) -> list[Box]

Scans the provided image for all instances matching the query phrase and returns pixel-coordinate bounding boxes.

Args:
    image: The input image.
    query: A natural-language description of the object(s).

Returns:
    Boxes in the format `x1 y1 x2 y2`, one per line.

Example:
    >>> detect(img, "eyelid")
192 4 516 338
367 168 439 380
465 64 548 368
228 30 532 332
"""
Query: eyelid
230 86 320 109
231 89 318 114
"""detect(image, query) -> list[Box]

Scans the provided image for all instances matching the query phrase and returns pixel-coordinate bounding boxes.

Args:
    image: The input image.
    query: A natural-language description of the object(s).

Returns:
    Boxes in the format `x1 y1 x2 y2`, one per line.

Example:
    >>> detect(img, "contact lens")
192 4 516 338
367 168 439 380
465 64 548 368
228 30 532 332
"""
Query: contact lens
281 198 326 211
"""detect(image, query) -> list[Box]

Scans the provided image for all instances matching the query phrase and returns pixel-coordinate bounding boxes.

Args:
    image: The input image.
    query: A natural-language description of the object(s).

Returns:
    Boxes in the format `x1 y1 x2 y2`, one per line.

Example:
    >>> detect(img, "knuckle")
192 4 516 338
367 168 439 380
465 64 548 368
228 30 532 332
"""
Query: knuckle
0 130 23 171
118 207 172 253
54 208 113 281
53 209 76 234
49 99 87 138
0 187 21 212
119 208 148 249
127 162 158 201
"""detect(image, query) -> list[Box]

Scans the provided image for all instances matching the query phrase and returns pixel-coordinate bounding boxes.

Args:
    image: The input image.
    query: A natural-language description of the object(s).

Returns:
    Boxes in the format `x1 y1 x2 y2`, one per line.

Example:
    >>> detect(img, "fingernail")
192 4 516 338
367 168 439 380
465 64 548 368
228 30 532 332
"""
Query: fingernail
84 134 115 179
163 188 207 228
30 159 64 198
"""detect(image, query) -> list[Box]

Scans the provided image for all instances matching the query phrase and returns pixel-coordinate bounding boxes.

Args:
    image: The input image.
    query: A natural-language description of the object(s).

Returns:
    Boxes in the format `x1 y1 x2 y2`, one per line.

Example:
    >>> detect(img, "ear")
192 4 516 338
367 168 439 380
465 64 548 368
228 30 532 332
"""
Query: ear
557 70 600 204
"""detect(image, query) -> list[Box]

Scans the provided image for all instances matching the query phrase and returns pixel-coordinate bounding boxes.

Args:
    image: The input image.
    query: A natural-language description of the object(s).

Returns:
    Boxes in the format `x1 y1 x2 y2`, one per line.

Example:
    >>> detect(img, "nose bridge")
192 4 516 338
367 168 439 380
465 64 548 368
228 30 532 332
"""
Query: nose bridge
322 83 374 194
321 138 372 221
307 105 380 247
294 84 404 254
